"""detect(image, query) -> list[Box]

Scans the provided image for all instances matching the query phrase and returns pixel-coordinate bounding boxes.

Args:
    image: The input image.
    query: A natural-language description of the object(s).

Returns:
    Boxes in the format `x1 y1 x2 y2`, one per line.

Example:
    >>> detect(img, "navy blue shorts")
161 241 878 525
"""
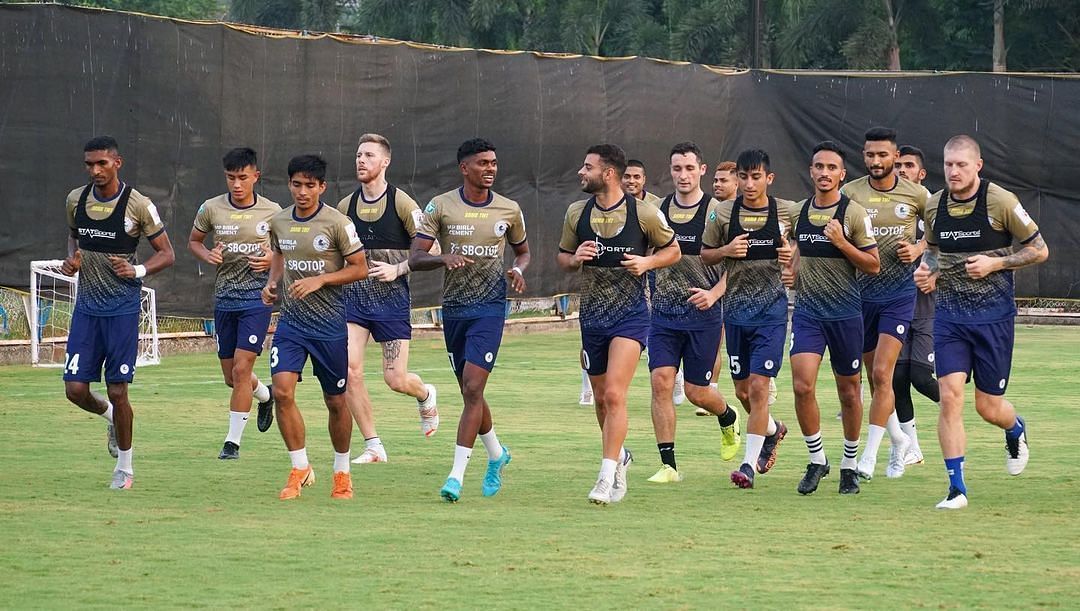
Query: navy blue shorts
214 305 272 358
898 316 934 368
348 317 412 342
790 311 863 376
934 318 1013 396
443 316 505 378
581 318 650 377
725 321 787 380
861 294 916 354
647 321 722 386
63 310 139 384
270 320 348 395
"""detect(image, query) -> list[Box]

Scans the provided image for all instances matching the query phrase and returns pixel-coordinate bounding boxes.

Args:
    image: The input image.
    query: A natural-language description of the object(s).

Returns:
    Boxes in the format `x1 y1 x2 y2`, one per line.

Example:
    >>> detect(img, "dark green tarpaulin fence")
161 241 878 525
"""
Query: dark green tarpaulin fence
1 4 1076 315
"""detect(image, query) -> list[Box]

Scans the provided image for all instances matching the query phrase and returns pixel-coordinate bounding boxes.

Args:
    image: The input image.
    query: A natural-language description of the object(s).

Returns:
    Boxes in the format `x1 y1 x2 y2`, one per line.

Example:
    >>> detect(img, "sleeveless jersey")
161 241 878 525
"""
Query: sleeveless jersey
337 185 420 320
66 183 165 316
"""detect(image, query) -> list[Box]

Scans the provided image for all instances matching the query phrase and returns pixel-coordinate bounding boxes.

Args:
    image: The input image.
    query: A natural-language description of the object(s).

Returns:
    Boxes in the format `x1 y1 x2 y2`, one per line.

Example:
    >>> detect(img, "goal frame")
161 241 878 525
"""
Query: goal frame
28 259 160 368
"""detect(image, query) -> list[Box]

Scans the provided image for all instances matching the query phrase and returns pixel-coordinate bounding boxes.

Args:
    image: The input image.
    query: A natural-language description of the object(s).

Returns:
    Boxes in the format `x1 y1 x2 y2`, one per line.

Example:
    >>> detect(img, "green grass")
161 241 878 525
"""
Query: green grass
1 326 1078 608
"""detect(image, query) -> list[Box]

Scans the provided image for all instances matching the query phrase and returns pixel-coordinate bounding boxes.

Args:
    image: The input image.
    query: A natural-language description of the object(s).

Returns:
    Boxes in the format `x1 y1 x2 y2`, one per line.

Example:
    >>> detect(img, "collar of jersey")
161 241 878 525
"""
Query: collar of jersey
227 193 259 210
458 187 493 207
810 195 842 210
593 194 629 212
92 181 126 203
292 202 324 222
868 174 899 193
671 192 709 209
359 185 388 204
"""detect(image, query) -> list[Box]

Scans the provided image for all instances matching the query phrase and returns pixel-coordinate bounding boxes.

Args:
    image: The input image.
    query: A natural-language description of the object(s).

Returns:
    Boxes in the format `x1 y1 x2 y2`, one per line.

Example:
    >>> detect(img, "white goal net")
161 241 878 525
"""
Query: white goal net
28 259 160 368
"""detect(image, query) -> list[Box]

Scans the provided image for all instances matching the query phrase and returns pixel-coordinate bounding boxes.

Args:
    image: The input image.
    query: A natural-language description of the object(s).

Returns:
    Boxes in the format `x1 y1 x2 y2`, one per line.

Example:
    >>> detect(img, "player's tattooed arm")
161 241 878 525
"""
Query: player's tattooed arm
966 234 1048 279
1001 234 1049 270
921 245 939 273
914 245 939 294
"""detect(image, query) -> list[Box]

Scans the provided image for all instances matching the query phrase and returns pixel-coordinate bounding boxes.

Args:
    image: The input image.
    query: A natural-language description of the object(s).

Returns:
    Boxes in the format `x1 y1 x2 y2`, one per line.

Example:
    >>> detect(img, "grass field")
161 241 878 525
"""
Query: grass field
1 326 1078 608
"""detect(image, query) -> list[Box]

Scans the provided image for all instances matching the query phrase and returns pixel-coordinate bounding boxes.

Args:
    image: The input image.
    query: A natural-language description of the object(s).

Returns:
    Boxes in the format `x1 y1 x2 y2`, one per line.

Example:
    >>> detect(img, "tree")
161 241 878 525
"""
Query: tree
992 0 1006 71
25 0 222 20
229 0 345 31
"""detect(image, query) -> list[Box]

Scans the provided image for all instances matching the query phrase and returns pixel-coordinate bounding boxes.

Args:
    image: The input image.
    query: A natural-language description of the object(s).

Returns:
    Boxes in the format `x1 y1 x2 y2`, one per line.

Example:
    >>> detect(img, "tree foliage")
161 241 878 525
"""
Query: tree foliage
14 0 1079 70
10 0 222 20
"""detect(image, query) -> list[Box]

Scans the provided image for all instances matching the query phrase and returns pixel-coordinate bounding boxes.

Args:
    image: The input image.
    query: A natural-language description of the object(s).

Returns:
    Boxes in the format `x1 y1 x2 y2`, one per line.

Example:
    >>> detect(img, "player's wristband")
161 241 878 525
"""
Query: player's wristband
512 266 523 276
134 264 147 279
397 260 411 276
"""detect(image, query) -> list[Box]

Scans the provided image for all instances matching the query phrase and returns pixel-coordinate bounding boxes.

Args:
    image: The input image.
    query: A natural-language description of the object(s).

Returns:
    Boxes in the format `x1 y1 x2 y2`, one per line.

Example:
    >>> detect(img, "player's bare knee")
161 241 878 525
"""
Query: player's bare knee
871 363 893 389
461 380 485 405
324 394 347 415
734 384 751 405
230 362 253 386
602 387 627 409
105 384 128 406
348 366 365 388
649 370 674 395
684 383 711 406
383 371 409 394
64 383 89 406
938 386 964 413
272 384 293 404
836 382 861 408
973 394 1004 421
792 376 815 399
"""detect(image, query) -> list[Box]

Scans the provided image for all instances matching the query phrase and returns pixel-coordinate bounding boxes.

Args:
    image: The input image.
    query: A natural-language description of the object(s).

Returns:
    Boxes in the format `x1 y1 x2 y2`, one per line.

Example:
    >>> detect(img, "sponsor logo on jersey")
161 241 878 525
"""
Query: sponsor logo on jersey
594 238 636 256
313 234 331 252
798 233 832 244
287 259 326 272
225 242 265 254
216 224 240 236
494 220 509 237
747 238 775 248
939 230 982 241
78 227 117 240
450 242 500 257
277 238 298 251
873 226 906 237
448 224 475 237
674 233 699 243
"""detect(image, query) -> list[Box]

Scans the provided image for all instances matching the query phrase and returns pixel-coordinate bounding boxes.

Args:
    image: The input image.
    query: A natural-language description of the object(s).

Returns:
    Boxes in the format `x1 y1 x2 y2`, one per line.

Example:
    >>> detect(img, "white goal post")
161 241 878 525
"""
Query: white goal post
28 259 160 368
